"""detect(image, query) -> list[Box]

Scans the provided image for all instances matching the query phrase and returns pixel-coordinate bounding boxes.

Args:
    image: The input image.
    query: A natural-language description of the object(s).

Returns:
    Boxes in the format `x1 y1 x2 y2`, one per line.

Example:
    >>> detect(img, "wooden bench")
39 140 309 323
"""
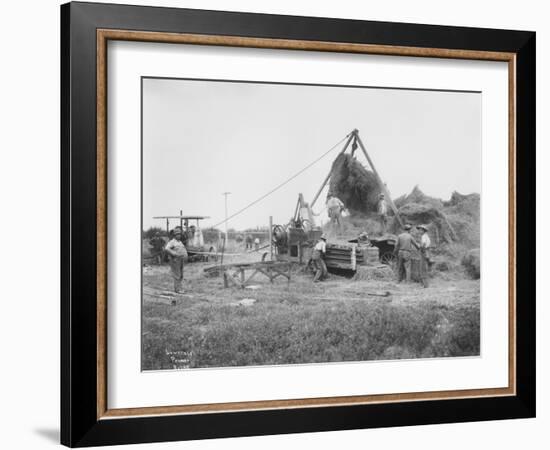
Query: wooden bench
207 261 293 289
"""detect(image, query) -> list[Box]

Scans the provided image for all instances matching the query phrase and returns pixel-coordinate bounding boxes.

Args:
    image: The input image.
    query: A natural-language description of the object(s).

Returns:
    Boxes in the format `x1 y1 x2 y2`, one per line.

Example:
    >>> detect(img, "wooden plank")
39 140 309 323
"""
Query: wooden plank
325 261 354 270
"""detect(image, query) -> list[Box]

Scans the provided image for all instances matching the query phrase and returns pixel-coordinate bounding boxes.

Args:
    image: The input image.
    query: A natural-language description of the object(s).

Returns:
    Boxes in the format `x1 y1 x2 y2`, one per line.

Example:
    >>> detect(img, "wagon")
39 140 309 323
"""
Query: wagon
370 235 434 279
369 235 398 267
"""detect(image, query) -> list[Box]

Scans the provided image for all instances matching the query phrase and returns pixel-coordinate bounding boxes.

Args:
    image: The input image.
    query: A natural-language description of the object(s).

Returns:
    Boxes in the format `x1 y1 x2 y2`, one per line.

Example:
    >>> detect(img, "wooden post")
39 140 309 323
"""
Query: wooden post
179 210 183 230
310 132 355 208
269 216 273 261
223 272 228 288
220 235 226 266
166 218 169 234
293 197 300 222
355 132 404 228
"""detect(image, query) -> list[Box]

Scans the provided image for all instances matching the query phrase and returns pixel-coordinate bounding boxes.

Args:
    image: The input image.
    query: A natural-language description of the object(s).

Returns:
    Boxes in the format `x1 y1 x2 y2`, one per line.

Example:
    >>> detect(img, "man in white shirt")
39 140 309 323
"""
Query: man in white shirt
377 193 388 234
312 234 328 282
326 194 345 228
417 225 431 288
165 228 188 293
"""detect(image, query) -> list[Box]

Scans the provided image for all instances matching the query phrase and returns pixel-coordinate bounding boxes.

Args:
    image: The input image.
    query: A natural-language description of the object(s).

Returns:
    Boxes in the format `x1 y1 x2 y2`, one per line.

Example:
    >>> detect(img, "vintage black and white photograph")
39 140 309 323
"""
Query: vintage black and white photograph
141 77 481 371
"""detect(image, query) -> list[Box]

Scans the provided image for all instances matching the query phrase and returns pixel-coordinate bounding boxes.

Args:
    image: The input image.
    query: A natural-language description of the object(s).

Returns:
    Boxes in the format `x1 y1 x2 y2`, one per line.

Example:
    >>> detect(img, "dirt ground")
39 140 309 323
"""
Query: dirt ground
142 251 480 370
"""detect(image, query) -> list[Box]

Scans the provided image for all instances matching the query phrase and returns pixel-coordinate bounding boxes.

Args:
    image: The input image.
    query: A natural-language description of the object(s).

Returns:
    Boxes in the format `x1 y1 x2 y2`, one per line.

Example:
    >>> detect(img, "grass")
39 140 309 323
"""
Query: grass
142 258 480 370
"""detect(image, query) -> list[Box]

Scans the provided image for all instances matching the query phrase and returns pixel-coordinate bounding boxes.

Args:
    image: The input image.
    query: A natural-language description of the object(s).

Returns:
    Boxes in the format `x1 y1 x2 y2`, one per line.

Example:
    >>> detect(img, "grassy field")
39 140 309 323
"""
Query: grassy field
142 251 480 370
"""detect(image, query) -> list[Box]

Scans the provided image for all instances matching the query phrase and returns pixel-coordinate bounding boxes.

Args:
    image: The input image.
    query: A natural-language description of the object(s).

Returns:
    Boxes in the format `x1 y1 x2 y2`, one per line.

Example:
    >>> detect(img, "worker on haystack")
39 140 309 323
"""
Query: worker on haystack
326 193 345 228
312 234 328 282
254 237 260 251
394 224 419 283
377 192 388 234
165 228 188 293
417 225 431 288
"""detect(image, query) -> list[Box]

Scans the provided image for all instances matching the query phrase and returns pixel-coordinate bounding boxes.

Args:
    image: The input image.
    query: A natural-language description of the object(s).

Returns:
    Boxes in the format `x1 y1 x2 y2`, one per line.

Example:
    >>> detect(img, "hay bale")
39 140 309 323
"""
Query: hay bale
360 246 380 265
461 249 480 279
353 265 394 281
329 154 381 213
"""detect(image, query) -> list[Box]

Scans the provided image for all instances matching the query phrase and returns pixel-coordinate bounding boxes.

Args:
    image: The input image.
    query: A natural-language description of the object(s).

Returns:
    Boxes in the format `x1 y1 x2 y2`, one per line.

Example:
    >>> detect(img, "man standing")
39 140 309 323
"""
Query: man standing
417 225 431 288
326 194 345 228
393 224 419 283
245 234 253 250
312 234 328 282
164 228 188 293
377 193 388 234
149 231 165 265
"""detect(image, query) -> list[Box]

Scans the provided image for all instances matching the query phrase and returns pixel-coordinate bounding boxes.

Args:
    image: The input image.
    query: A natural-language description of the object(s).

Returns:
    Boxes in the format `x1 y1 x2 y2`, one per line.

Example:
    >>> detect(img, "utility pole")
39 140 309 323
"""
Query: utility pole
222 192 231 241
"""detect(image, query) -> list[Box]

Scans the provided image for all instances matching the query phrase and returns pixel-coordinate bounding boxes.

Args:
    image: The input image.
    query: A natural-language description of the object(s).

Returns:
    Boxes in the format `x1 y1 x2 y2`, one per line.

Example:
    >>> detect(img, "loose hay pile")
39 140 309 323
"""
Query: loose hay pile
329 154 381 213
394 185 443 210
391 186 480 246
353 265 395 281
396 202 457 243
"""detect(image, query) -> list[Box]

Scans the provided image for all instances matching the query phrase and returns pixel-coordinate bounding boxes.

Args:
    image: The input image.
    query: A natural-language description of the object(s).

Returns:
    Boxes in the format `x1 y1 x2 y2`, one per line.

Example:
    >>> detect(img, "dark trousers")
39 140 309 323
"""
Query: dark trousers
312 257 328 282
169 257 184 292
379 214 387 234
419 251 429 288
397 250 412 282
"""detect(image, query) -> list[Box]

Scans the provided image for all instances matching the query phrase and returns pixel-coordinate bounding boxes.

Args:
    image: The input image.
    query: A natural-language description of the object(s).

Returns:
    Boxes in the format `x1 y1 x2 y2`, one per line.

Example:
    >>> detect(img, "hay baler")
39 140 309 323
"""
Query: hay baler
271 194 379 273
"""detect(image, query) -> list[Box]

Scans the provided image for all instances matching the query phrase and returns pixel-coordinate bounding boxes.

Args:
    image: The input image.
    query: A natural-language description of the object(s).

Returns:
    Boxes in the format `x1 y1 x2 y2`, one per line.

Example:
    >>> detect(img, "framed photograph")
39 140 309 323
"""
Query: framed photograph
61 2 535 447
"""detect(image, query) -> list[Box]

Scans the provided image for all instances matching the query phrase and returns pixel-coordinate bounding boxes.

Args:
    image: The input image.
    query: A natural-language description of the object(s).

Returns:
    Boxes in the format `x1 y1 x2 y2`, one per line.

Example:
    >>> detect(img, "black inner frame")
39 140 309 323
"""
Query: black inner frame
61 2 535 447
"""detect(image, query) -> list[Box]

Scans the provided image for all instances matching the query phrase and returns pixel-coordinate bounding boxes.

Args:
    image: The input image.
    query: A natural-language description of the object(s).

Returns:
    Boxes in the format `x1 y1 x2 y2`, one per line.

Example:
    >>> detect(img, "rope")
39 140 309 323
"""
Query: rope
210 133 351 229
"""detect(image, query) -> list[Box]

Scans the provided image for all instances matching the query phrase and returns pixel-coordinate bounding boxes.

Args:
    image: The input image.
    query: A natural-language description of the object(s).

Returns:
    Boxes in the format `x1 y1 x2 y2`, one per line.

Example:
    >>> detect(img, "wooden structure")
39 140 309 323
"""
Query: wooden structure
205 261 293 289
152 214 217 262
152 214 210 234
324 243 379 271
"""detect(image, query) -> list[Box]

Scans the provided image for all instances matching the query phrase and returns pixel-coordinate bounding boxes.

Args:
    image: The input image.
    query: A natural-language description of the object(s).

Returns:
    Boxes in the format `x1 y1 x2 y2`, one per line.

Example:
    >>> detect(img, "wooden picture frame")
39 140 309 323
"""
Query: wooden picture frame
61 2 535 447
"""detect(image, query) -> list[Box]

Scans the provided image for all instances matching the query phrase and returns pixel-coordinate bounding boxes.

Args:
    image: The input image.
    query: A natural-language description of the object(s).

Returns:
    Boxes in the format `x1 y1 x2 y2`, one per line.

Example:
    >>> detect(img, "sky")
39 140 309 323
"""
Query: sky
142 78 481 231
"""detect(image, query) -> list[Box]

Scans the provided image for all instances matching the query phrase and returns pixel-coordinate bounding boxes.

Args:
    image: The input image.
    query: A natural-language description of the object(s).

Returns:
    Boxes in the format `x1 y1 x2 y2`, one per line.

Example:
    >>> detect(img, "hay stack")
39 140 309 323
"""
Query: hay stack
394 185 444 209
392 186 459 244
329 154 381 213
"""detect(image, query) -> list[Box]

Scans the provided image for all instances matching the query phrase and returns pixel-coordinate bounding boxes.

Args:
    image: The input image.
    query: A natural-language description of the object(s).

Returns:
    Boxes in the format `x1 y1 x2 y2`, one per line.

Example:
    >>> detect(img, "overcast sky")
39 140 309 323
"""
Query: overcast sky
142 78 481 231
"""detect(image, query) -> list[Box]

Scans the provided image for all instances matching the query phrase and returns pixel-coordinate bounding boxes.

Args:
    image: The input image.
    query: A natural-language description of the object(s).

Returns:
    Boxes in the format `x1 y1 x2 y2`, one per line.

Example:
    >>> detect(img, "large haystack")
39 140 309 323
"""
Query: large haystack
392 187 458 243
444 192 480 247
392 187 480 251
329 154 381 214
394 185 443 210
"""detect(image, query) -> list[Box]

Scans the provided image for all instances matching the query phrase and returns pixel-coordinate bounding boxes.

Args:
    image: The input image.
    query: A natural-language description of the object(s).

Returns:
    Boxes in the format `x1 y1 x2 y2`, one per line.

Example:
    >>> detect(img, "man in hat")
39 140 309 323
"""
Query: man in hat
312 234 328 282
164 228 188 293
393 224 419 283
417 225 431 288
148 231 165 265
245 233 253 250
377 192 388 234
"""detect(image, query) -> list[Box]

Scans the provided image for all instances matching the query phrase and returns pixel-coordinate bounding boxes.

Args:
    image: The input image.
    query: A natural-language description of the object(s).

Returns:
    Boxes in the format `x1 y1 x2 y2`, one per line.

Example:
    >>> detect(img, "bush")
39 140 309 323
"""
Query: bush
461 249 480 279
143 226 165 239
